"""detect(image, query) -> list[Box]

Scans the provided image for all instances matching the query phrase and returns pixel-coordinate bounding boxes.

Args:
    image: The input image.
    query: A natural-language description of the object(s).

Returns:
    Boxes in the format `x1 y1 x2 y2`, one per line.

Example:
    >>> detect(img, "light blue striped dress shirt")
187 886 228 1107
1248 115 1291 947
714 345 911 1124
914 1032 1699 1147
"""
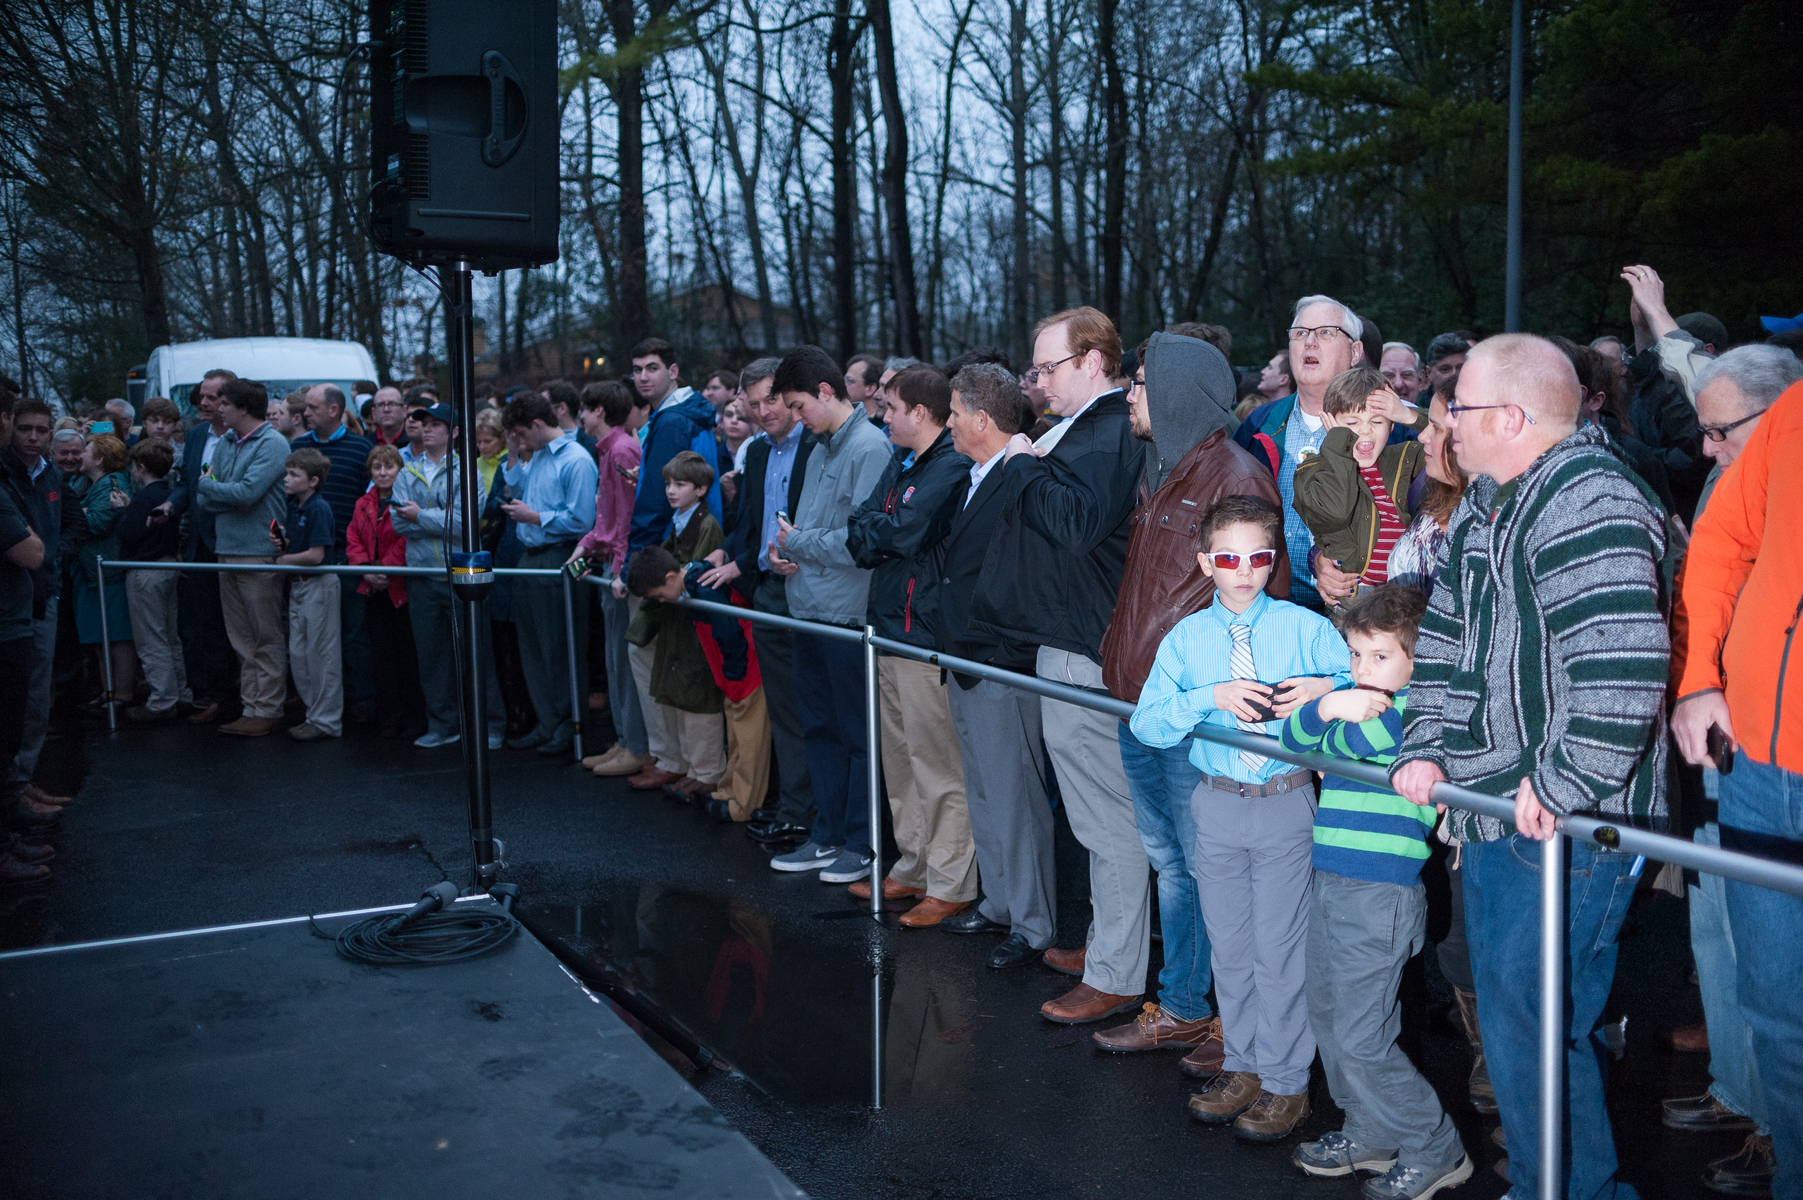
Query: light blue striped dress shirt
1130 591 1352 784
500 430 599 548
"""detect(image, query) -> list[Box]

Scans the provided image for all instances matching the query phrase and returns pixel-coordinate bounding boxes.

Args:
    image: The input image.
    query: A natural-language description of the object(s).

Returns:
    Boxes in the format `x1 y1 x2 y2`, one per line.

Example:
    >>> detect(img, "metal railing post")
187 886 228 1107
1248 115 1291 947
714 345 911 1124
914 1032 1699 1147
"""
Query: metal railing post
864 624 882 918
96 559 117 732
561 571 583 764
1539 831 1567 1200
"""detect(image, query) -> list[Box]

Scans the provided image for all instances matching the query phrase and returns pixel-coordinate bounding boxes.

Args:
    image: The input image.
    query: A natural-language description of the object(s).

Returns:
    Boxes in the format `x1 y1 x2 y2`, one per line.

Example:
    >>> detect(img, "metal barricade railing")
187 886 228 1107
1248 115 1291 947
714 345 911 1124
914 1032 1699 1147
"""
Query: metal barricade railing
95 556 1803 1179
95 559 591 764
610 581 1803 1182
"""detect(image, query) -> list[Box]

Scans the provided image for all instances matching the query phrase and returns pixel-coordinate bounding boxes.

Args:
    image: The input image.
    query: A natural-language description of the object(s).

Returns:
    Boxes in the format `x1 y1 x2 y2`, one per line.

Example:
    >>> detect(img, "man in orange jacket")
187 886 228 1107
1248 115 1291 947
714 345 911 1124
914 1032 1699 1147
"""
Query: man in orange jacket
1673 372 1803 1197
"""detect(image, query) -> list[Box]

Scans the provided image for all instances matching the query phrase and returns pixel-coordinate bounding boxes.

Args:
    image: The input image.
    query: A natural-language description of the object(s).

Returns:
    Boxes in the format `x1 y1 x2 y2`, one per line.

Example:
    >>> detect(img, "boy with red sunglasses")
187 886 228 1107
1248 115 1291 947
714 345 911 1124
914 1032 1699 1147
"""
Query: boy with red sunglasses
1130 494 1350 1143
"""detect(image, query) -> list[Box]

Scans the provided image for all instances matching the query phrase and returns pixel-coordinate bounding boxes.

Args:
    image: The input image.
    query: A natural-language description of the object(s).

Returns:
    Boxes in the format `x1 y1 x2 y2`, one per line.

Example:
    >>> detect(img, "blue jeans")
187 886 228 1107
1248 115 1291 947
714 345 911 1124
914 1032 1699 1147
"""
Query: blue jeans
793 630 871 855
1689 823 1768 1129
1720 757 1803 1200
1463 835 1639 1200
1117 723 1212 1020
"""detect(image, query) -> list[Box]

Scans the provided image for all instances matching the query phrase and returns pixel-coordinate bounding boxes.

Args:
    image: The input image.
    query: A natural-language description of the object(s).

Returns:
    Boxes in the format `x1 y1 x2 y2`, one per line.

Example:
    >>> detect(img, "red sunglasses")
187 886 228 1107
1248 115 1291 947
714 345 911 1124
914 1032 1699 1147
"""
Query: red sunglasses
1208 549 1277 570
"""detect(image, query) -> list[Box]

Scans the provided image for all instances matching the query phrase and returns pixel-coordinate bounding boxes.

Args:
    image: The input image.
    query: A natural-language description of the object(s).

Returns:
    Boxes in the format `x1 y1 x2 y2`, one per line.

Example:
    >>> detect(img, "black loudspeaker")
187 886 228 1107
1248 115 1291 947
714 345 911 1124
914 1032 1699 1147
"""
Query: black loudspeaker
368 0 560 271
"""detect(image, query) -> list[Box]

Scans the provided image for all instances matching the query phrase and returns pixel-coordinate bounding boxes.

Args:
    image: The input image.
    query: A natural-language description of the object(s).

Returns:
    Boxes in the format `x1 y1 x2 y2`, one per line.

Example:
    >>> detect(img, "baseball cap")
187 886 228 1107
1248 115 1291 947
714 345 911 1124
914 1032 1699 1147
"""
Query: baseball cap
410 402 456 426
1760 312 1803 335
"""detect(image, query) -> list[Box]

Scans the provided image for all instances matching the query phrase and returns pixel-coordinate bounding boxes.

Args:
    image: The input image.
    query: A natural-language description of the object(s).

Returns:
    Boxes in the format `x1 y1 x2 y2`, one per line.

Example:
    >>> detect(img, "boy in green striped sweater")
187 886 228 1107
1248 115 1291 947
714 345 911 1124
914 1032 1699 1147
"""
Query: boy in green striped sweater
1280 585 1470 1199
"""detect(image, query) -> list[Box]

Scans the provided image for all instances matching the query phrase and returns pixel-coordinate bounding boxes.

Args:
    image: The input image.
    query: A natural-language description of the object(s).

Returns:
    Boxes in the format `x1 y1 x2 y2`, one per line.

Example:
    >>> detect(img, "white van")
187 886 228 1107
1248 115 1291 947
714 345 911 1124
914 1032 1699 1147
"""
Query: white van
135 337 380 418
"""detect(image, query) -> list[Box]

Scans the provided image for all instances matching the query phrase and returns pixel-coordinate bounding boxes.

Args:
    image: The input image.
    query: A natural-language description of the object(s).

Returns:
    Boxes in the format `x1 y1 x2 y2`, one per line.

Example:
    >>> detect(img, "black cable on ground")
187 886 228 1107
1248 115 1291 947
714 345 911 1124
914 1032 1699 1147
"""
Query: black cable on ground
310 884 519 966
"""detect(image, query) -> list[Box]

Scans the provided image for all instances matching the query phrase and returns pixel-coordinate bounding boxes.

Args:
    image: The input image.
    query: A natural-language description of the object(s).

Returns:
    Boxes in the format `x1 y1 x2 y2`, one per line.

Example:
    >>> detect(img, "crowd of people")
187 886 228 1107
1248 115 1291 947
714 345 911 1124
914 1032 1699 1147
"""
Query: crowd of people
1 263 1800 1200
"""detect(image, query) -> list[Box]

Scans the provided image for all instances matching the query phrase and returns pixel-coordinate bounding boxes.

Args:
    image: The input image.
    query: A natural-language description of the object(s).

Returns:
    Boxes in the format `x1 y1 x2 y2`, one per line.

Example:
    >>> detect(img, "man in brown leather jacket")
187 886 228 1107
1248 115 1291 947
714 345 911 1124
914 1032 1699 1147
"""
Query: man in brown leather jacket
1093 330 1288 1073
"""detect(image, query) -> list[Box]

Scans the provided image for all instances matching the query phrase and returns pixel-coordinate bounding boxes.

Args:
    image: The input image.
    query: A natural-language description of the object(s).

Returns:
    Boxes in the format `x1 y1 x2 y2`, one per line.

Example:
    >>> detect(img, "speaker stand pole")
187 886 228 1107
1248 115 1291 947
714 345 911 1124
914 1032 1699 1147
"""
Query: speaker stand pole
444 259 498 892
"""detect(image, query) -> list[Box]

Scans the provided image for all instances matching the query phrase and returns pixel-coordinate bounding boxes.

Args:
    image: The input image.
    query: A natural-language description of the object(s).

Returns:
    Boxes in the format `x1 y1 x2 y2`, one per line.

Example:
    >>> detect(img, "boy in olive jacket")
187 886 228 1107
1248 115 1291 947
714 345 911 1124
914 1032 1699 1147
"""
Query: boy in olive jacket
1293 367 1429 604
624 451 726 796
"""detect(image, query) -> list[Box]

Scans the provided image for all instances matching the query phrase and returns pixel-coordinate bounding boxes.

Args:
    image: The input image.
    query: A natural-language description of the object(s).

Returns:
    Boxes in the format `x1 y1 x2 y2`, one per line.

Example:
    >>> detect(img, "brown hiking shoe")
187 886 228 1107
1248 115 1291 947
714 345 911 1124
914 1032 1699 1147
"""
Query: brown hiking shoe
1177 1018 1227 1076
1092 1004 1217 1053
1188 1071 1261 1124
1232 1089 1311 1142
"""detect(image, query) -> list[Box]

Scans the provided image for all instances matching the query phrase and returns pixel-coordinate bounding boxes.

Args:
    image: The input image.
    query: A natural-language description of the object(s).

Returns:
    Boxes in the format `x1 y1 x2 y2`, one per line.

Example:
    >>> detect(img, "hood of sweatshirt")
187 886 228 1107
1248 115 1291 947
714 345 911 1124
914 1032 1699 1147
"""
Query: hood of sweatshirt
1142 331 1239 492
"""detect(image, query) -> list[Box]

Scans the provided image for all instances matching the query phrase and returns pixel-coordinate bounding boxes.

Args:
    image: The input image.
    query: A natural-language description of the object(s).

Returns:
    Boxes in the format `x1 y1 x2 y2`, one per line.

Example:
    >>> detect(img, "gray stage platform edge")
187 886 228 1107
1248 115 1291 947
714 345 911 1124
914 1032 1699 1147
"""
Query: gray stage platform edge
0 899 806 1199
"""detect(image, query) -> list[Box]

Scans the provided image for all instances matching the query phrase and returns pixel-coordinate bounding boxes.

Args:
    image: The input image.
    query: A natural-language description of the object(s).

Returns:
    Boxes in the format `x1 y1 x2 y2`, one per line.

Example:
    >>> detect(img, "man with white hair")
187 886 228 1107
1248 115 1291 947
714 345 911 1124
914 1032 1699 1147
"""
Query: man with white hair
1378 342 1423 404
1659 343 1802 1196
1393 334 1669 1200
1236 295 1402 610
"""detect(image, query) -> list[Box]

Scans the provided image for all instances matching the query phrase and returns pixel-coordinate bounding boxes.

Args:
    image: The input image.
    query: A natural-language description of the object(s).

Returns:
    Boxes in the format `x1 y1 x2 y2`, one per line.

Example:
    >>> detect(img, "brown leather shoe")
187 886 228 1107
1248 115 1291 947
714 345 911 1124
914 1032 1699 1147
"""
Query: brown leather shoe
1188 1070 1261 1124
24 784 72 807
1090 1003 1215 1053
1670 1021 1709 1053
0 854 51 885
1178 1018 1227 1076
219 716 275 737
848 878 926 901
898 897 973 928
186 702 222 725
627 767 684 790
1043 946 1086 977
1232 1089 1311 1142
1040 982 1141 1025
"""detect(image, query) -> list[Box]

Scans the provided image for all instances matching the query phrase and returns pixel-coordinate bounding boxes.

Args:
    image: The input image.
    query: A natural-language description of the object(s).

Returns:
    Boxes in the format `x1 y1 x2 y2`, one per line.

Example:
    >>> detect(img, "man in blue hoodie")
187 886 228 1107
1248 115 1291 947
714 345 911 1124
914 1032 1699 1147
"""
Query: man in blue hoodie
623 337 723 790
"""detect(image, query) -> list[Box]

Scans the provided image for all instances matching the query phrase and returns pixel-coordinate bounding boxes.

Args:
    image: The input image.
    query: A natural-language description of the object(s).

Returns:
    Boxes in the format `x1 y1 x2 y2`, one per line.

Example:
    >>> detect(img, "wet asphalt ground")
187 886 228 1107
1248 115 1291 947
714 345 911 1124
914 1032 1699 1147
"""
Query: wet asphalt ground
3 712 1744 1199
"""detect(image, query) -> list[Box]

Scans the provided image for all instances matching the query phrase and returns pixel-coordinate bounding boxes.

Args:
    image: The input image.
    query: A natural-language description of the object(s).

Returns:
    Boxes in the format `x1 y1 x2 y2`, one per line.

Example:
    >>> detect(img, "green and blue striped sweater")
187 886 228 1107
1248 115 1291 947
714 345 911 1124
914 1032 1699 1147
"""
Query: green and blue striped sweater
1283 688 1434 885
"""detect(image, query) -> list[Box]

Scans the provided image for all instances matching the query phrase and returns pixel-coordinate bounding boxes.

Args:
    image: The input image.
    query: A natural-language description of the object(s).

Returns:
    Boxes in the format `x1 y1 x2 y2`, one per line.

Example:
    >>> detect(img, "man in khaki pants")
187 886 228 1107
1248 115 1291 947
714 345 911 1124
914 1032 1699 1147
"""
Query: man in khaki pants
844 365 978 927
196 379 290 737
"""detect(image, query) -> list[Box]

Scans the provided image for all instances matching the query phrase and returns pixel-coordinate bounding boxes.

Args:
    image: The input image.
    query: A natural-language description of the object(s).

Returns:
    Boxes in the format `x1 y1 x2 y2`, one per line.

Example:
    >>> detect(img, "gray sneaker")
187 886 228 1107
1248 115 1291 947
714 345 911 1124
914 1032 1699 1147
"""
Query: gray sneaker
1294 1131 1399 1177
819 849 873 884
771 842 839 872
1361 1154 1473 1200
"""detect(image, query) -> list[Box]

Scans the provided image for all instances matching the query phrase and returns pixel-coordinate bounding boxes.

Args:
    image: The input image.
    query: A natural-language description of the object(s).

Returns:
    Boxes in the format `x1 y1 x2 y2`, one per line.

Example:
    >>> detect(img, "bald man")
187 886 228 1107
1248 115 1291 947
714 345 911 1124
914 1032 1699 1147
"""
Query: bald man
1391 334 1669 1200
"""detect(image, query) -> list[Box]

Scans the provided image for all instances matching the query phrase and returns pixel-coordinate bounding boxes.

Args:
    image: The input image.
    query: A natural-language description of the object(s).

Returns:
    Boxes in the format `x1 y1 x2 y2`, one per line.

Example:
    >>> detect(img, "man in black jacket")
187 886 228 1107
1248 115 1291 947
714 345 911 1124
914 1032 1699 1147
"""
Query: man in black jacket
700 357 817 844
844 365 976 928
971 306 1151 1025
937 362 1058 969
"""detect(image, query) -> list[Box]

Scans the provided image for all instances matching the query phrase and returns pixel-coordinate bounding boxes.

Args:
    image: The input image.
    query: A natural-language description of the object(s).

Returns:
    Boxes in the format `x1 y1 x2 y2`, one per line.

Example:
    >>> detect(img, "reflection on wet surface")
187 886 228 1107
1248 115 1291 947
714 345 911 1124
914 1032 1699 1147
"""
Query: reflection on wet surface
525 886 1001 1112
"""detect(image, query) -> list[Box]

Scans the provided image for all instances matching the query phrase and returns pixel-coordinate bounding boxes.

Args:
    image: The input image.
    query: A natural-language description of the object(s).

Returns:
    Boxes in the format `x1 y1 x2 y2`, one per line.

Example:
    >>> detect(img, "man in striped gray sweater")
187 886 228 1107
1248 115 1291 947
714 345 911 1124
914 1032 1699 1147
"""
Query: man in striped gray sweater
1393 334 1669 1200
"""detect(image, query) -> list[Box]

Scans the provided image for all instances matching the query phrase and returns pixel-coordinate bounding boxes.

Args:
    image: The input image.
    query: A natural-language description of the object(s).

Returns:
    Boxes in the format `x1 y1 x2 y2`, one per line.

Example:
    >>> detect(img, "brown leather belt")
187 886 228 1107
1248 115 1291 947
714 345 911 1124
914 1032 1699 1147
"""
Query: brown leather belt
1205 769 1314 797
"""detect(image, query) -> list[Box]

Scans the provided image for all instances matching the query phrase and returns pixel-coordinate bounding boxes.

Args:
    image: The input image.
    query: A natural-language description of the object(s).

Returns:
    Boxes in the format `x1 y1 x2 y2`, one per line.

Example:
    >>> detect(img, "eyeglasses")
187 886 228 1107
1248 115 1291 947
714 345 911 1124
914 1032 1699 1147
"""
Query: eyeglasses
1287 325 1350 345
1446 403 1536 426
1699 411 1760 442
1207 550 1277 570
1023 352 1080 386
1127 378 1145 394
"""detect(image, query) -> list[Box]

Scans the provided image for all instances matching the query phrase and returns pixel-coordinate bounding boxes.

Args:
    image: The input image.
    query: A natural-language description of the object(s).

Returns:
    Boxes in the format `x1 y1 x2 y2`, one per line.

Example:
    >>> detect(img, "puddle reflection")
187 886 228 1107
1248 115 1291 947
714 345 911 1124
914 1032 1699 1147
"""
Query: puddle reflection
525 885 981 1110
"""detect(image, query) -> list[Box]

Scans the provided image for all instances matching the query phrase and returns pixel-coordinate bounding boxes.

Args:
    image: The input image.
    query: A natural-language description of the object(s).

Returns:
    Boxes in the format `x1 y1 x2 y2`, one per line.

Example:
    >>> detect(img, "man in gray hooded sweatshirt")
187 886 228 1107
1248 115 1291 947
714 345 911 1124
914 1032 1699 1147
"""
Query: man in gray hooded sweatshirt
1094 330 1289 1069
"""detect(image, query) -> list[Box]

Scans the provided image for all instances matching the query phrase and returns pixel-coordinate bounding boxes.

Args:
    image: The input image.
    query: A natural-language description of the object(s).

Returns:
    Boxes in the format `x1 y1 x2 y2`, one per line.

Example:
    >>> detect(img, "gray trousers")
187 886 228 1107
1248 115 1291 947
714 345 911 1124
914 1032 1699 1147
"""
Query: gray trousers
514 545 587 743
409 576 505 740
1037 646 1150 997
1309 870 1464 1169
288 574 343 736
754 575 814 827
8 606 55 799
946 675 1056 948
601 589 647 754
1191 781 1317 1094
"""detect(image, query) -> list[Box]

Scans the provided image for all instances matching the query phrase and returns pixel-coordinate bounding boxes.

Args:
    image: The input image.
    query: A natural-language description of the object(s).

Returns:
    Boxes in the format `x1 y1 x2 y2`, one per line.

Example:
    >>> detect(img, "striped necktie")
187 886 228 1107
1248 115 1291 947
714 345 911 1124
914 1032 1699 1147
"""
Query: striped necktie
1229 623 1267 773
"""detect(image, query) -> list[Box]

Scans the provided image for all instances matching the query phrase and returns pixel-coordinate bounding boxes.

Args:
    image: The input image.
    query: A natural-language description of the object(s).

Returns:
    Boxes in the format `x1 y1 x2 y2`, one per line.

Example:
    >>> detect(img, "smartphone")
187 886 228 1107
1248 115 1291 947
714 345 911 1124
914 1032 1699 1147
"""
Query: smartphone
1706 726 1735 775
614 462 635 480
564 556 589 580
269 518 284 540
775 510 790 526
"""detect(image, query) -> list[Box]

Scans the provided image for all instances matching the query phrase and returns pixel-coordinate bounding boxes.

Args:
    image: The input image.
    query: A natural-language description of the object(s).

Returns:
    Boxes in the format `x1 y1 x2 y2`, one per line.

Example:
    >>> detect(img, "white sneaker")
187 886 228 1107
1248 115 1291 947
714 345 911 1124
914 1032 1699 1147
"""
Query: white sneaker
414 731 461 748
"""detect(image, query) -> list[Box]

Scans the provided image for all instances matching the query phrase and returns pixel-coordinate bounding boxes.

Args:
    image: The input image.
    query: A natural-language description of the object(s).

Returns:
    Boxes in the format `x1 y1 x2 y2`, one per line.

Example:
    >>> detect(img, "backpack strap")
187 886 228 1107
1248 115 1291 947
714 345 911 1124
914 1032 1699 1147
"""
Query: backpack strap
1253 432 1281 477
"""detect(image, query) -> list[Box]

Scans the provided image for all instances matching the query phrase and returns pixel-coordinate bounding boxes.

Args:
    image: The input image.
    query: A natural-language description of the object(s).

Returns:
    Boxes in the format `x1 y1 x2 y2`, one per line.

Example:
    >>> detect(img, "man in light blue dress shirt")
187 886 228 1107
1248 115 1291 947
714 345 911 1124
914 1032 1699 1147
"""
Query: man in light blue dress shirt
500 393 598 755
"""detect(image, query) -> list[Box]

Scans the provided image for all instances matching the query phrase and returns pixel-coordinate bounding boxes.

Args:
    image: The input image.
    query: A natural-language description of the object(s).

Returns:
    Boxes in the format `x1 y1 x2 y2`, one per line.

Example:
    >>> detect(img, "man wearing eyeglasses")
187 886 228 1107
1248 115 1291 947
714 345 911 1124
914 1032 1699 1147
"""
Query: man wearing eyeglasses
1660 344 1802 1195
367 387 410 454
968 306 1152 1026
1235 295 1406 611
1392 334 1670 1200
